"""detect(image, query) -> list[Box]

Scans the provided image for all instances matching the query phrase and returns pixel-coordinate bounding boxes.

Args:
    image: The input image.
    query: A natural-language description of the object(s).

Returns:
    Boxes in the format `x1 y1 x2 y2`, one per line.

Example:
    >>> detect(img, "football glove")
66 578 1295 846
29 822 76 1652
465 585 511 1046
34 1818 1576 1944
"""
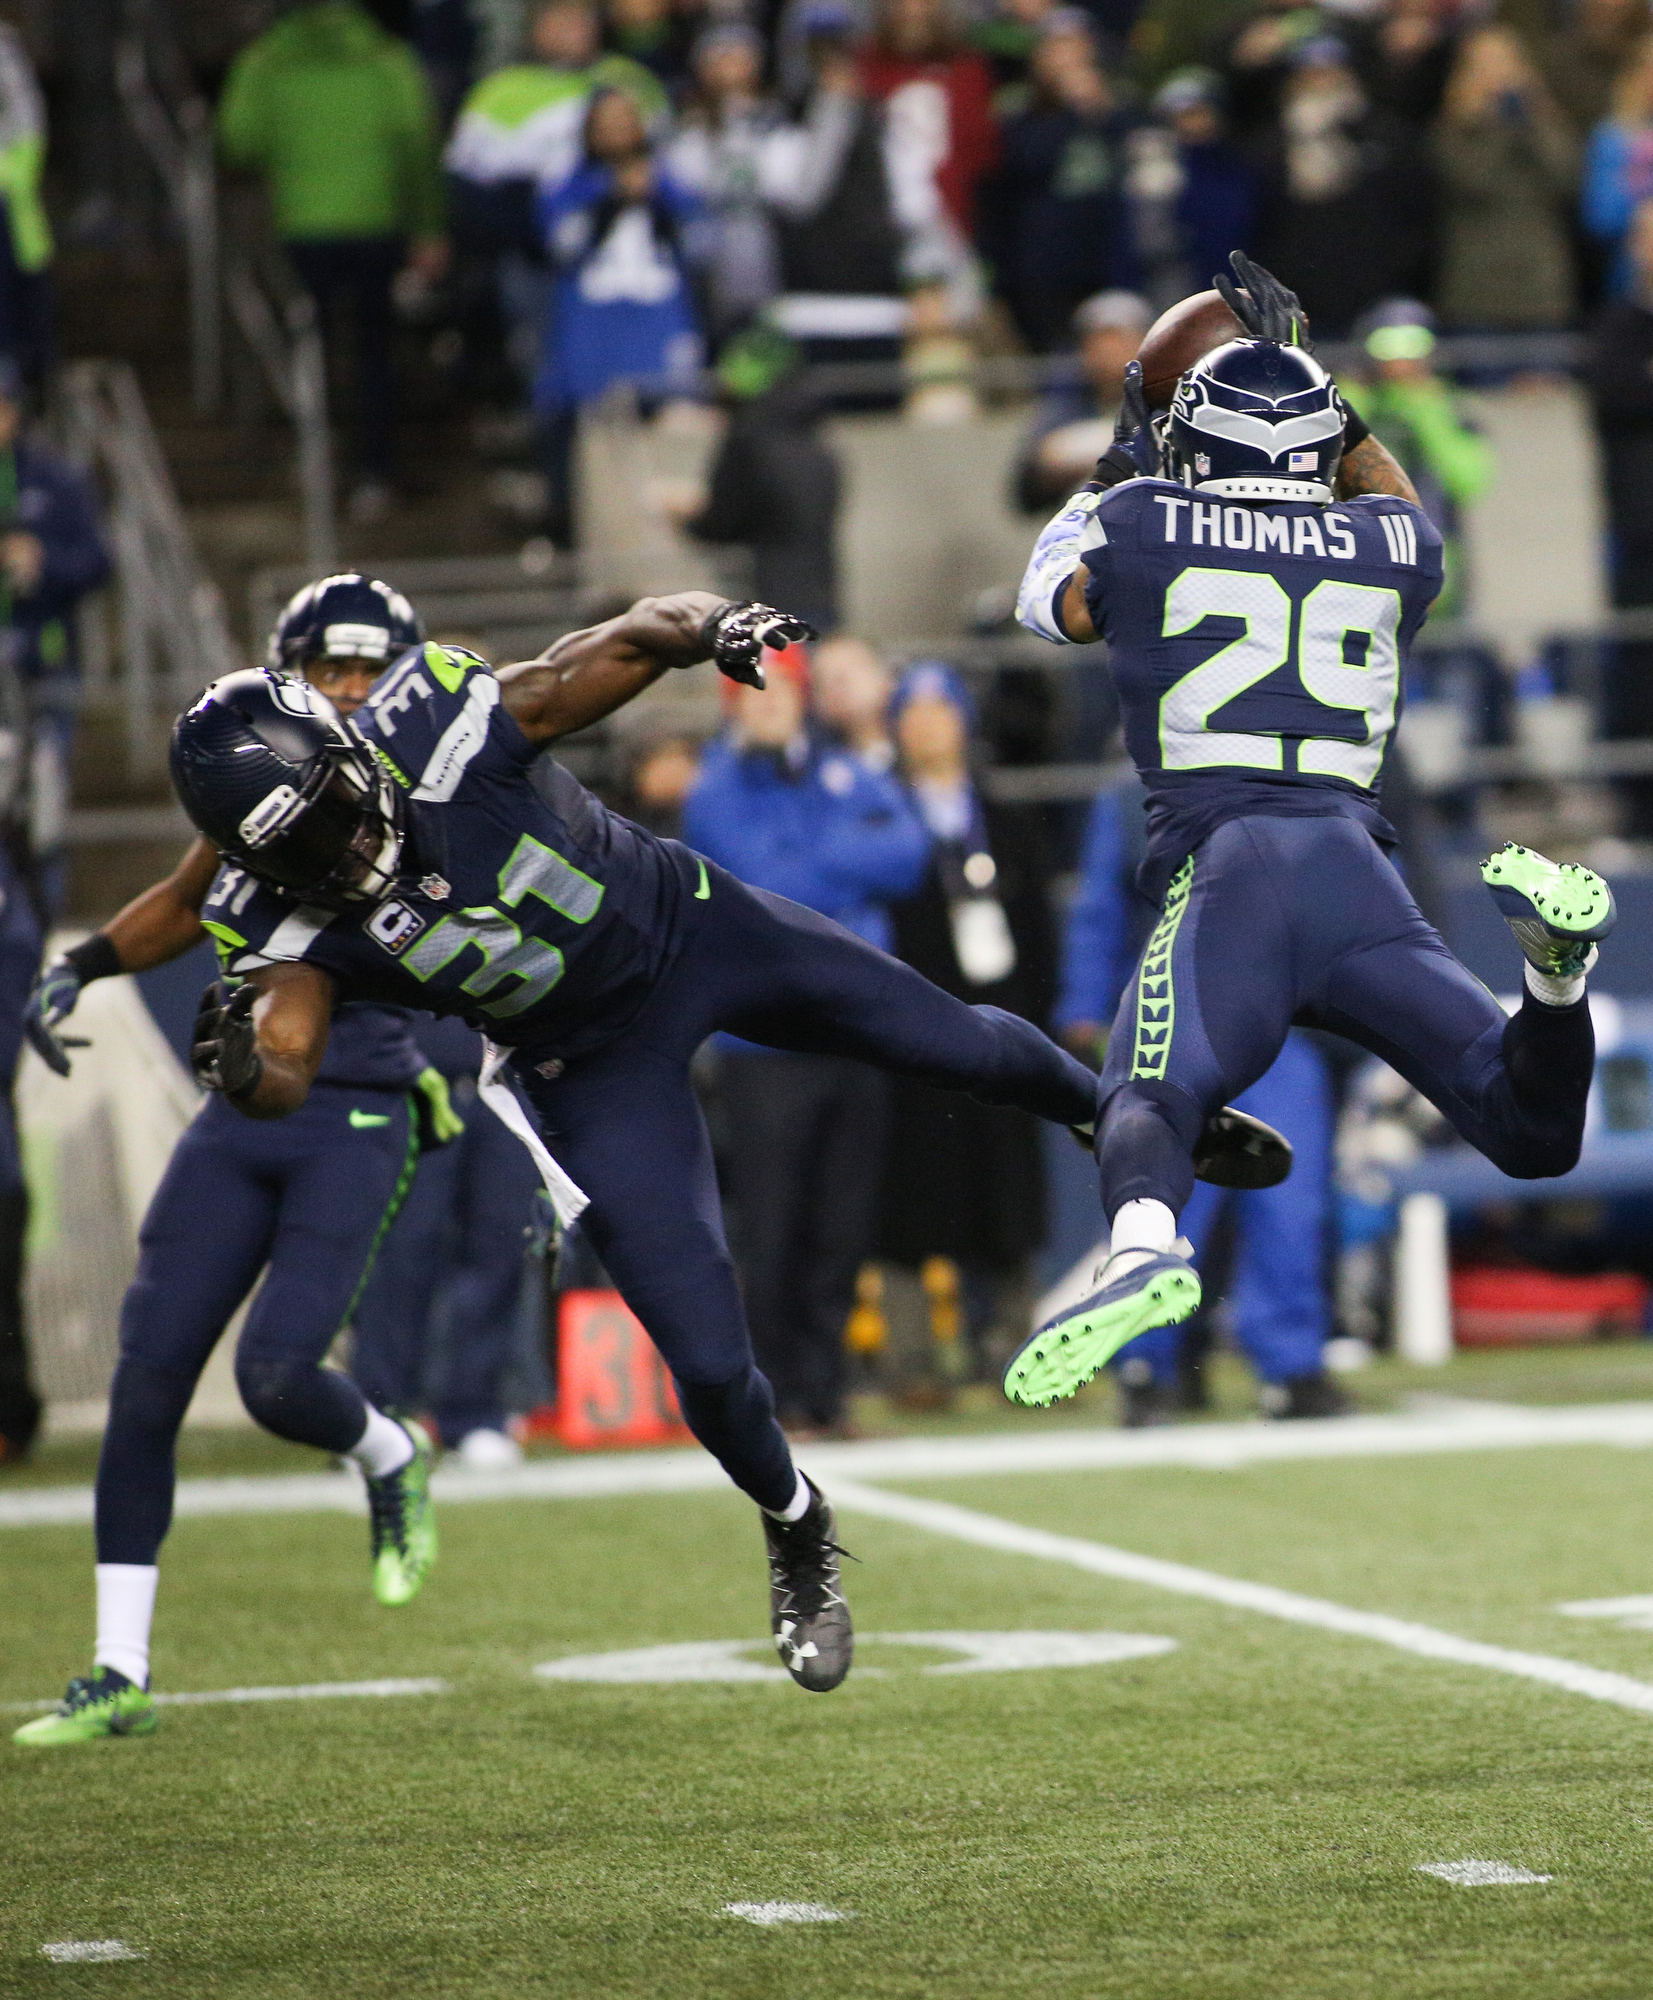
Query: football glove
191 980 263 1102
1215 249 1313 350
24 958 90 1078
1091 360 1159 490
698 601 817 689
412 1065 465 1149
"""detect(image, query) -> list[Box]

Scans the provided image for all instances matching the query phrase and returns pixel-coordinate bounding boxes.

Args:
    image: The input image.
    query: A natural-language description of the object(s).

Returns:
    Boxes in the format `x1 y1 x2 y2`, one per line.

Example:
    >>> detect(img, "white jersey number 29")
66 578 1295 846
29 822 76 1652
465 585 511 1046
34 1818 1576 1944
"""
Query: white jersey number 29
1158 567 1402 787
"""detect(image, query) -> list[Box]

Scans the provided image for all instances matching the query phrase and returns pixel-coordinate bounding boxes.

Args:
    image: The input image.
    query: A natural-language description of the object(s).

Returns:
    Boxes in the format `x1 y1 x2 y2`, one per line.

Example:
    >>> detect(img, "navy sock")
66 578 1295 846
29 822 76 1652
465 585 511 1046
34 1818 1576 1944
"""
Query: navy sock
674 1364 797 1512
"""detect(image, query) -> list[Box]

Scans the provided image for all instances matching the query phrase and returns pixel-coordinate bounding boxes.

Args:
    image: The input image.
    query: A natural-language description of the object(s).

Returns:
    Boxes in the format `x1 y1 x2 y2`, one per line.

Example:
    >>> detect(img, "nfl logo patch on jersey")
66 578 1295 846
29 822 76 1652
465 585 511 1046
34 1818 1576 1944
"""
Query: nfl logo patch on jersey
366 900 427 954
420 873 451 901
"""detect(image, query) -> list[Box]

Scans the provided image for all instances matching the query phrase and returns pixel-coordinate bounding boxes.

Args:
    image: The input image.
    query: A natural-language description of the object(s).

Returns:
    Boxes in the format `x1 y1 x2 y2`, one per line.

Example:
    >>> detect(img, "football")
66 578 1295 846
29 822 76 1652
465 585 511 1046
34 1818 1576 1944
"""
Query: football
1136 288 1247 409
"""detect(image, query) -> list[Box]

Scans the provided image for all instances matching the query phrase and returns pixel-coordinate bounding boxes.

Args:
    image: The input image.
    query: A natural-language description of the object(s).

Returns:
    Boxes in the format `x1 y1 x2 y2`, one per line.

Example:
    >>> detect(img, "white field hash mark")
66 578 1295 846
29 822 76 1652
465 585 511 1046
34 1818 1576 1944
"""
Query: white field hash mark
41 1941 146 1963
1416 1861 1553 1886
3 1678 448 1716
723 1903 849 1926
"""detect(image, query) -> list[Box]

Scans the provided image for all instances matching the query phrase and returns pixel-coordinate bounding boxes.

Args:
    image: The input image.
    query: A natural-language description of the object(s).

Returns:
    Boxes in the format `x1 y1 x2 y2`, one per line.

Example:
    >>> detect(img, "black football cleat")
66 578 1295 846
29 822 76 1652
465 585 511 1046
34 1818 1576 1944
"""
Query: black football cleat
1072 1106 1291 1191
763 1477 854 1692
1261 1369 1353 1420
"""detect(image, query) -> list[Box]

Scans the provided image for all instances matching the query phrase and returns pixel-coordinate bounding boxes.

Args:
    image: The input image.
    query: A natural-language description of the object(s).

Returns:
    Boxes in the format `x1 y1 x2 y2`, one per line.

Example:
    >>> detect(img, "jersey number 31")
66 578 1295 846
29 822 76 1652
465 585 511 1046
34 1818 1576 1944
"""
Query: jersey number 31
1160 567 1401 787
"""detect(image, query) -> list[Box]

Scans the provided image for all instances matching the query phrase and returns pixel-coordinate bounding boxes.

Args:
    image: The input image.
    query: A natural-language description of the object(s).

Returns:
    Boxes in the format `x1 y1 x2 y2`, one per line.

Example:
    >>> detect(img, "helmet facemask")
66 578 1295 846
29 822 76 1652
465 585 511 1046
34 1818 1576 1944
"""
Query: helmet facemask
231 728 404 910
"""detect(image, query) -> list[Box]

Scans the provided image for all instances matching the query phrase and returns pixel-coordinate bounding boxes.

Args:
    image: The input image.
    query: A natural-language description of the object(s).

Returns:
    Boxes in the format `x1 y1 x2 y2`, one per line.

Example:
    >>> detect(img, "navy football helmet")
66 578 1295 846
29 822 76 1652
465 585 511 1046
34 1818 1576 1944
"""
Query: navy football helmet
1164 339 1345 503
267 572 422 677
170 671 403 909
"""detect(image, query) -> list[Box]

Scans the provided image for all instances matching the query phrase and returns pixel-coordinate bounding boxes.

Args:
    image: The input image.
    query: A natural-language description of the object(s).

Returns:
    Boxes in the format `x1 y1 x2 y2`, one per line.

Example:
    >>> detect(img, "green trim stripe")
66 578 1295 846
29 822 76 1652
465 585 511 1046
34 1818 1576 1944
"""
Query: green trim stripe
339 1106 422 1333
1131 857 1193 1082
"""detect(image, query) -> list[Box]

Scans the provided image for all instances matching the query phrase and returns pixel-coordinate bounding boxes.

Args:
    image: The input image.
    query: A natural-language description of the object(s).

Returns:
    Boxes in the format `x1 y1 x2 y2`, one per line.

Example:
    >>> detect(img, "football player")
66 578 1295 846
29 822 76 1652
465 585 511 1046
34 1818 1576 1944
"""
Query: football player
1005 254 1615 1406
14 577 461 1749
128 588 1128 1698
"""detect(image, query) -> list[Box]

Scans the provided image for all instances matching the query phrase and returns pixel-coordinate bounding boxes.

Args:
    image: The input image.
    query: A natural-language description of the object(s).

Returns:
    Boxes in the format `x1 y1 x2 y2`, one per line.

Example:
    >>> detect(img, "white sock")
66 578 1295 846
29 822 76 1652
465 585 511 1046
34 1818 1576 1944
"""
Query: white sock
348 1407 414 1479
1525 958 1589 1009
94 1564 158 1690
1108 1198 1178 1259
763 1471 811 1522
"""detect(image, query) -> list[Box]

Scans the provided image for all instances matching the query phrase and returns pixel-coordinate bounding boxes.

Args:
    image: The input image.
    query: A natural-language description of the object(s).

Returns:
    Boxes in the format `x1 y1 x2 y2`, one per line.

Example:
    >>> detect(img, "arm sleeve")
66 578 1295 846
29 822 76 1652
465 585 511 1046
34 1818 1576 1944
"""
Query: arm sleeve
1054 791 1128 1033
1016 487 1111 643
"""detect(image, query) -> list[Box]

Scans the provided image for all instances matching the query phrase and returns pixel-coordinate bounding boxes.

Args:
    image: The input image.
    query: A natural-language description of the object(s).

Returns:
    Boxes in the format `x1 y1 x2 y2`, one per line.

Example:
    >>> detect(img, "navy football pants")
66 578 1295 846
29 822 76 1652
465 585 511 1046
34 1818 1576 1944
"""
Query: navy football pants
516 862 1099 1509
96 1084 418 1565
351 1077 540 1441
1097 816 1595 1221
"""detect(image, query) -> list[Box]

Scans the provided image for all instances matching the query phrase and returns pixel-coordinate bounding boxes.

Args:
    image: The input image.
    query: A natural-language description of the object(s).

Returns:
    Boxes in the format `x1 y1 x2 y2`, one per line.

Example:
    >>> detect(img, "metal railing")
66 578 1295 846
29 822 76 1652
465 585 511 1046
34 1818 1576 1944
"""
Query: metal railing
114 7 220 417
57 360 241 776
224 255 337 571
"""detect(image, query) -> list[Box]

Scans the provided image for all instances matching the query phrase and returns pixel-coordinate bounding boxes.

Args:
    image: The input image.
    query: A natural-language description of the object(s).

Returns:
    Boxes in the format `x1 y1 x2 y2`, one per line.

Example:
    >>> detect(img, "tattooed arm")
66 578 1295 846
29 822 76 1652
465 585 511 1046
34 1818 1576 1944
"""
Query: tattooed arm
1336 434 1419 504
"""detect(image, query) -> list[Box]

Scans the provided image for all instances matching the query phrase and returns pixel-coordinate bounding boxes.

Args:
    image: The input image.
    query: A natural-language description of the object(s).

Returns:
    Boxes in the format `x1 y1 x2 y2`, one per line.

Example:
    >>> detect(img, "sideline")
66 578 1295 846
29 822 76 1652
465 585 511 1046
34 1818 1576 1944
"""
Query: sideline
826 1479 1653 1718
9 1399 1653 1529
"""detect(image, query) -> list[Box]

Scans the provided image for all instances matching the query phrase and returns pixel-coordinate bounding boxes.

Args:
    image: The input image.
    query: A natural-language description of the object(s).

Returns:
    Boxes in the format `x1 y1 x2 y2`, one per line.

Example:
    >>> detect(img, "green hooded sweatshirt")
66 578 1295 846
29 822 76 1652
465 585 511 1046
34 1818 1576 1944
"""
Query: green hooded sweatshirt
217 2 444 241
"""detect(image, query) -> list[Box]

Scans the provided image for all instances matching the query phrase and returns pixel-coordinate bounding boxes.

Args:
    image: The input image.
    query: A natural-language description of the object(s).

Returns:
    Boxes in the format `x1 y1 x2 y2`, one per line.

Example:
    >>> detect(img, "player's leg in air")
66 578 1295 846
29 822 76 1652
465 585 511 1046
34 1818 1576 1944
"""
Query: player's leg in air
13 1077 429 1747
1001 251 1613 1406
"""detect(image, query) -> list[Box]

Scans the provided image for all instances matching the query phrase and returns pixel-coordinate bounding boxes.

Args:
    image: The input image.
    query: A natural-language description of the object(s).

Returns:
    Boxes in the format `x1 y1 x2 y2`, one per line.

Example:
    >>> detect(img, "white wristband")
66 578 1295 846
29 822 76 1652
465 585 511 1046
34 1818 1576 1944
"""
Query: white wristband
1016 489 1107 645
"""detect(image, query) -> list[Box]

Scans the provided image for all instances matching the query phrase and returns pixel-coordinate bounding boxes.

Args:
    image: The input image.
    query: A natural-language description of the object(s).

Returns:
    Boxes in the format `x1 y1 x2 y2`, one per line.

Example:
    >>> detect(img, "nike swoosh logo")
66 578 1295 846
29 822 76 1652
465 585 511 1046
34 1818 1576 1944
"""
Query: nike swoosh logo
694 859 711 901
349 1110 391 1129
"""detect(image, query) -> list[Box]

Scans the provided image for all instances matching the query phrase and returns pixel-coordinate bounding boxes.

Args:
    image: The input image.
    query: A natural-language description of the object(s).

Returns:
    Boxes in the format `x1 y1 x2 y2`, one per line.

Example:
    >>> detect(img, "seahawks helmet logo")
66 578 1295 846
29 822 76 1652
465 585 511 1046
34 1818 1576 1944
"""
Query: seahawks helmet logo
1170 370 1342 463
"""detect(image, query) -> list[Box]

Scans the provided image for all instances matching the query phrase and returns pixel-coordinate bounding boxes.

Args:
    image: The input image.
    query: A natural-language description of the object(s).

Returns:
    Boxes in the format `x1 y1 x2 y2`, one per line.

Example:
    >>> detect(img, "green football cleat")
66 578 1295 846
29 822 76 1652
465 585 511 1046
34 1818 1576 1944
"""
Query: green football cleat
1004 1250 1202 1408
1481 843 1615 979
366 1419 437 1607
13 1667 156 1747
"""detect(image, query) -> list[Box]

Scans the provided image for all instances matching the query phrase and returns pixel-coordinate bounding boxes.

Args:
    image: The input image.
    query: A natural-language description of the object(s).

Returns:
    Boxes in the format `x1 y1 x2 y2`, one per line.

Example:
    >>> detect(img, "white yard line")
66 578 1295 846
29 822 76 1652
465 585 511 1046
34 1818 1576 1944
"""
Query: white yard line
10 1400 1653 1530
824 1479 1653 1718
3 1677 450 1715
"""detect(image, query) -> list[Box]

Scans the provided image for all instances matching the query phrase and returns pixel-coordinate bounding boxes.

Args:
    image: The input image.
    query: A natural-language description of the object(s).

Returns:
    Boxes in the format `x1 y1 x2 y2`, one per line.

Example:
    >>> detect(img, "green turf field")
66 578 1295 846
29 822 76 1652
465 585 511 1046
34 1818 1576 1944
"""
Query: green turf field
11 1358 1653 1997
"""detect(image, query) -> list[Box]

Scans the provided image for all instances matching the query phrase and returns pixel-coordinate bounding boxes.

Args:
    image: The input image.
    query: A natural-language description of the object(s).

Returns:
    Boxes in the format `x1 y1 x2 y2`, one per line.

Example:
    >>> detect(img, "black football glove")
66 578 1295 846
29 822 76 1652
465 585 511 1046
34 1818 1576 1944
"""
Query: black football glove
698 601 818 690
24 958 90 1078
1215 249 1313 350
1091 359 1159 490
191 980 263 1102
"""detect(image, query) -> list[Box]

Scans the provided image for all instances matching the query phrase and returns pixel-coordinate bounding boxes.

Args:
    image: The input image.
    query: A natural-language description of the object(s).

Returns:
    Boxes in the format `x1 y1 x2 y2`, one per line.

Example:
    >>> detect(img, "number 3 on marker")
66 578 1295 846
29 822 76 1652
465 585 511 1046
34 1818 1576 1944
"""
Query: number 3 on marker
1158 566 1401 788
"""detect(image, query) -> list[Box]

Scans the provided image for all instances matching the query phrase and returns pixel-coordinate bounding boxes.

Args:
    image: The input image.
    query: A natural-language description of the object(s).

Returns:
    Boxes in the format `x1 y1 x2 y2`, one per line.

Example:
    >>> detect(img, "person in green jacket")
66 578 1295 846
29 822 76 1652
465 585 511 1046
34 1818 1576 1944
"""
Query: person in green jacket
1339 299 1494 620
217 1 449 519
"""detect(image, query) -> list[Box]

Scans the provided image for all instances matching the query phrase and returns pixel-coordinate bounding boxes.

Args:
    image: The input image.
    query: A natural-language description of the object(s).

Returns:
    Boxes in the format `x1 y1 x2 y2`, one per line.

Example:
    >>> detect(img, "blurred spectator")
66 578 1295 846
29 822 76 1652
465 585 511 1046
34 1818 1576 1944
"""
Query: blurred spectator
1125 66 1255 311
1586 197 1653 824
413 0 482 126
1056 772 1344 1424
877 663 1058 1403
1252 36 1434 335
1346 0 1457 130
1542 0 1649 140
1432 26 1577 331
858 0 1000 307
0 27 51 390
762 9 909 365
684 325 843 633
668 24 785 338
445 0 665 384
351 1016 539 1469
1012 287 1150 510
218 0 449 520
1210 0 1330 145
1340 299 1491 616
972 0 1065 87
605 0 697 85
1582 30 1653 295
623 731 703 835
533 87 703 542
985 11 1137 350
683 646 929 1436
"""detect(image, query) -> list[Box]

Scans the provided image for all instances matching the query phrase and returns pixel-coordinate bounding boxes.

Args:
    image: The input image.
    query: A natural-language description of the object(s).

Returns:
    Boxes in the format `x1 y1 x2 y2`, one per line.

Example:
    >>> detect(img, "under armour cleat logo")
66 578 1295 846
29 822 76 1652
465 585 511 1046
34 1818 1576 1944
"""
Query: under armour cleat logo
775 1619 820 1668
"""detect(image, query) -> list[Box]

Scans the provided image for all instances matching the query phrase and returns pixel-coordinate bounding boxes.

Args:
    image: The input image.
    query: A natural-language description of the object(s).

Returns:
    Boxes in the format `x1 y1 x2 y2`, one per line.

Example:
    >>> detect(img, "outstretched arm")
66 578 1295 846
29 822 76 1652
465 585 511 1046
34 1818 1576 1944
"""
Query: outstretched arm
25 836 223 1076
1335 434 1420 504
498 593 818 743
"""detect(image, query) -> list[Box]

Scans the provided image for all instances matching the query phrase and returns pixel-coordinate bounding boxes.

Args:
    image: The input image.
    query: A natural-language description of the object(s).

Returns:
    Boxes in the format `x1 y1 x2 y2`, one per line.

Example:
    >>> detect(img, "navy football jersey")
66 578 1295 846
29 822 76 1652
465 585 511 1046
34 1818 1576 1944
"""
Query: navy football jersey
199 643 691 1055
314 1001 427 1090
1078 479 1444 897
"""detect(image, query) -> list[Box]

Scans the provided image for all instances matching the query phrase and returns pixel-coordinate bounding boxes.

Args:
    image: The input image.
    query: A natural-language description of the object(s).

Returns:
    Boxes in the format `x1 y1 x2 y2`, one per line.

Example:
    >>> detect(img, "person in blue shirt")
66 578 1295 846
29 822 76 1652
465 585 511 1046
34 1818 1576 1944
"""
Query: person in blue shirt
14 576 465 1748
349 1011 541 1467
1006 252 1615 1411
683 639 929 1436
1058 771 1344 1423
